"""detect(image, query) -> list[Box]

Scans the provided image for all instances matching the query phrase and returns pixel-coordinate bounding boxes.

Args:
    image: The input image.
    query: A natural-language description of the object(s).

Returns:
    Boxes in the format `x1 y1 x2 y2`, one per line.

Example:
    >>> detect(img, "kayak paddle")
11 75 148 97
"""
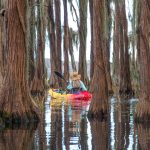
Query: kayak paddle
54 71 68 83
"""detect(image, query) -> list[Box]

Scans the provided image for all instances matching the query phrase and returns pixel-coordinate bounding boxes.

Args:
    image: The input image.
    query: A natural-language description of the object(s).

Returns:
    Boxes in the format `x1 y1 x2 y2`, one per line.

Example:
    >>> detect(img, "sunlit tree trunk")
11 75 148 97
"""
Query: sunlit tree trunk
63 0 69 81
0 0 39 122
88 0 108 118
135 0 150 122
48 0 59 88
78 0 89 85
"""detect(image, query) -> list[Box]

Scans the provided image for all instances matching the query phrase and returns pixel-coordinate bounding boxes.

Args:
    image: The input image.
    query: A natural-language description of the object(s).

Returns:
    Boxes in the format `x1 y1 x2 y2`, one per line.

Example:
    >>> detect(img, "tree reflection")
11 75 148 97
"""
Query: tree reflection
115 101 130 149
136 124 150 150
108 98 134 150
64 104 70 150
80 115 88 150
37 110 47 150
49 102 62 150
90 119 108 150
0 123 38 150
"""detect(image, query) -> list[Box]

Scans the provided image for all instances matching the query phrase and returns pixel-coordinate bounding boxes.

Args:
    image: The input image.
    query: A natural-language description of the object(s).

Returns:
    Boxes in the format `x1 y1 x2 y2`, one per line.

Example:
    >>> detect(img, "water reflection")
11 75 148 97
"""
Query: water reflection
90 120 108 150
136 124 150 150
50 97 91 150
0 123 38 150
109 98 138 150
1 96 150 150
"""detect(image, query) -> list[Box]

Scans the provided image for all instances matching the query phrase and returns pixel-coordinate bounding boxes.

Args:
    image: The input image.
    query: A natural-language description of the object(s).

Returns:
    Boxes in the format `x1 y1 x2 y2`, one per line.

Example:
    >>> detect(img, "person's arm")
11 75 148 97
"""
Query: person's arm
80 81 87 91
67 82 72 90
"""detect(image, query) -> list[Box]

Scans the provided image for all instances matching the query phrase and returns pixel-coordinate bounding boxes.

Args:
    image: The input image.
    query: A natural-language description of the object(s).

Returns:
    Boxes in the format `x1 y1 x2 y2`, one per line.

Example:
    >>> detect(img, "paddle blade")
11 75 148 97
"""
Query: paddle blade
54 71 66 82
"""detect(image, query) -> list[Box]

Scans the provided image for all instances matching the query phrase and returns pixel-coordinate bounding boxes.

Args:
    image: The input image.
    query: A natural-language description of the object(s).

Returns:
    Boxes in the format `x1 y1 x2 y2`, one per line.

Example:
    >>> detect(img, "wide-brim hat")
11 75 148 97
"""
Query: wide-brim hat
70 72 81 81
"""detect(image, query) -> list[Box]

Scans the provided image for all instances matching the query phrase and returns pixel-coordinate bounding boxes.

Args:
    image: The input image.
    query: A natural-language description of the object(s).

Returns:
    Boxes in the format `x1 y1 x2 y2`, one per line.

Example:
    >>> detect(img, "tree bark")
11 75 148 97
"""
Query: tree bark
54 0 62 87
55 0 62 74
119 0 132 95
113 0 133 96
0 0 39 123
48 0 59 88
0 0 6 78
88 0 108 119
89 0 94 80
68 28 77 71
103 0 113 94
27 0 35 86
63 0 69 81
135 0 150 122
78 0 89 85
30 0 45 95
113 0 120 87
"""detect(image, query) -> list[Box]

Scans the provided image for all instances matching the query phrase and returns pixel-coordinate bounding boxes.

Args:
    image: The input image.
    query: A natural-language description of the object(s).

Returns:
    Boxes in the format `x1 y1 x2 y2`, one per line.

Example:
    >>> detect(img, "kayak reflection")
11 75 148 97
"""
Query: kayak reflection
49 96 91 149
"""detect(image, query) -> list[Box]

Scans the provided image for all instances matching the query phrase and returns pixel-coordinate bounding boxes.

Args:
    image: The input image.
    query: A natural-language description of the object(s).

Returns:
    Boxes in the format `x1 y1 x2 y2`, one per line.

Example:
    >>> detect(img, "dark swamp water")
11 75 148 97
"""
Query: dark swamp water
0 95 150 150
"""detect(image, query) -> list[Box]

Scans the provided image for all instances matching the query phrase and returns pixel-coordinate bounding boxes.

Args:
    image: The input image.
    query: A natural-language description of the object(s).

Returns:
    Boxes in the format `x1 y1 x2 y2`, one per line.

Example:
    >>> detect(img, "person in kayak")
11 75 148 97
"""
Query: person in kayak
67 72 87 93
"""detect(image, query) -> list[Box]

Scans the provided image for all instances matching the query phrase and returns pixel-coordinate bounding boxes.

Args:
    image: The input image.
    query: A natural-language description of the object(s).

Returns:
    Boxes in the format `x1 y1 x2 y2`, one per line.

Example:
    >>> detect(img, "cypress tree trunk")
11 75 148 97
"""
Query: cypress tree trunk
113 0 133 96
54 0 62 87
0 0 39 122
113 0 120 88
68 28 77 71
78 0 89 85
104 0 113 94
89 0 94 80
0 0 5 78
27 0 35 86
119 0 132 95
88 0 108 119
30 0 45 95
63 0 69 81
135 0 150 122
48 0 59 88
55 0 62 74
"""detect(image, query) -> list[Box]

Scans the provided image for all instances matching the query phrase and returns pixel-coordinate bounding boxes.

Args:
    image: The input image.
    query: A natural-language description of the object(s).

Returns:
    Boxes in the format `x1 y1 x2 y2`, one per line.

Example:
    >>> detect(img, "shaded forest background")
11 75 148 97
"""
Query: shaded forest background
0 0 149 123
